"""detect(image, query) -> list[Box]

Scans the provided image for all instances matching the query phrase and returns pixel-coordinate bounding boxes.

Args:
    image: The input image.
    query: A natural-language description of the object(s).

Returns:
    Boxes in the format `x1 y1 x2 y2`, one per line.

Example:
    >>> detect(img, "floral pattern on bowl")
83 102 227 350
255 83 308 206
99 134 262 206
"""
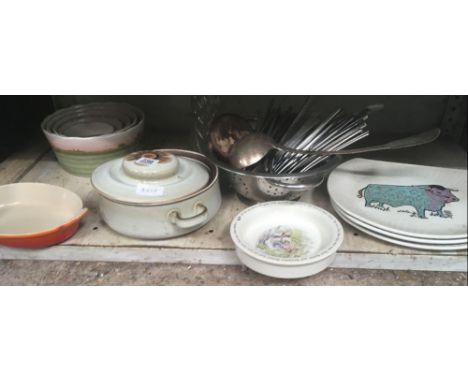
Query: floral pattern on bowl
256 225 313 258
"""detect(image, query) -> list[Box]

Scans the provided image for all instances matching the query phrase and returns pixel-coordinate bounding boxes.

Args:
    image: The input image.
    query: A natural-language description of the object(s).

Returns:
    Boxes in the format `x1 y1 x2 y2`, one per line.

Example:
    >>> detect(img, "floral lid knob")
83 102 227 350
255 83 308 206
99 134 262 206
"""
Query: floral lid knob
122 150 179 180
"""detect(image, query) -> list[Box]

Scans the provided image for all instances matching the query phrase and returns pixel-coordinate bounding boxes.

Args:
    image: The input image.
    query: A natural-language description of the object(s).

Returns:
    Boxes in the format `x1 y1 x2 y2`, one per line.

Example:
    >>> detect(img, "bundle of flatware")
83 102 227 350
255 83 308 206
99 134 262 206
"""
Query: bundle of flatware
262 99 382 174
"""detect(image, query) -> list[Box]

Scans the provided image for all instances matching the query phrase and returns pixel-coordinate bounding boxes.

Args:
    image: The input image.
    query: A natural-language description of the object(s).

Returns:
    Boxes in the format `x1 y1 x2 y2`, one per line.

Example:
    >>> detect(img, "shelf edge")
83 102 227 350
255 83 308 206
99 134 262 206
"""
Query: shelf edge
1 246 466 272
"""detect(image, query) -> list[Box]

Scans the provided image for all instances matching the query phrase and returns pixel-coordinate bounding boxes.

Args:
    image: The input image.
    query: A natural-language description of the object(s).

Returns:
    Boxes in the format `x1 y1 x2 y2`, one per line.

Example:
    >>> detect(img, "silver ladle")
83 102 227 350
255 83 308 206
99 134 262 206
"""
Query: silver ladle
228 128 441 169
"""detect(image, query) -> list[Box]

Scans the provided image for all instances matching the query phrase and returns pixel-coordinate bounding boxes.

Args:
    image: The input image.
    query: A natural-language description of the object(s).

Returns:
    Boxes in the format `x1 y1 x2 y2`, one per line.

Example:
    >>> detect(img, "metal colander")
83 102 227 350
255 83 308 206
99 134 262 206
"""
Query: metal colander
192 96 342 203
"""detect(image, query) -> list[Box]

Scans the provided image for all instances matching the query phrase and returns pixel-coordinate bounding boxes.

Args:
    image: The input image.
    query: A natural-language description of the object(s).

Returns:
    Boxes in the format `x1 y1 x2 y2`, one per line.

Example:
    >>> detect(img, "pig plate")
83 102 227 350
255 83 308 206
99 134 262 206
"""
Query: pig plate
328 158 467 240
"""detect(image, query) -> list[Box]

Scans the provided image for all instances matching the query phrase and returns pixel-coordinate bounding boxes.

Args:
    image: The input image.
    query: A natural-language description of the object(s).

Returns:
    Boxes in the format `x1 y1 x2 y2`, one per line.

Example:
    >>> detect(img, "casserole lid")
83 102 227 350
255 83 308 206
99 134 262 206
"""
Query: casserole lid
91 150 210 204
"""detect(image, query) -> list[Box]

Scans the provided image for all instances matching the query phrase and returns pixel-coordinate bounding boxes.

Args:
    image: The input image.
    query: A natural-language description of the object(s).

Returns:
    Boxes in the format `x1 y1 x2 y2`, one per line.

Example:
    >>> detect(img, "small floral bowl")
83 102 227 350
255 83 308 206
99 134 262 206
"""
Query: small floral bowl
230 201 344 278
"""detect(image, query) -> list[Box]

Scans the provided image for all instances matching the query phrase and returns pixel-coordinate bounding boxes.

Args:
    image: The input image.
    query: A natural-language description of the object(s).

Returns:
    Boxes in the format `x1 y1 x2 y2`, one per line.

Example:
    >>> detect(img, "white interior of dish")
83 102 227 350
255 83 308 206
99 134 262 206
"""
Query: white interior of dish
0 183 83 235
232 202 342 263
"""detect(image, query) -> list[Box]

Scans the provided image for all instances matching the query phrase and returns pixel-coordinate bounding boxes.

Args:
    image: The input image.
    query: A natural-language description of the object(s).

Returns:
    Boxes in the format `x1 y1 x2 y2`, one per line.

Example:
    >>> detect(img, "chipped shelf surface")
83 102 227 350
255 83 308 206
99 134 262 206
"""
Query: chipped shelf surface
0 136 467 272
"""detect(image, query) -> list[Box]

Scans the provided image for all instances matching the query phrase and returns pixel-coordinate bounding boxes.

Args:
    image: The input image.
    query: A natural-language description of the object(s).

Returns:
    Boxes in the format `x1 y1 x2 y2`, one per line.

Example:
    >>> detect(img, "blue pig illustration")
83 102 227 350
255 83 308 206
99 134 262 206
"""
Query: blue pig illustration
357 184 459 219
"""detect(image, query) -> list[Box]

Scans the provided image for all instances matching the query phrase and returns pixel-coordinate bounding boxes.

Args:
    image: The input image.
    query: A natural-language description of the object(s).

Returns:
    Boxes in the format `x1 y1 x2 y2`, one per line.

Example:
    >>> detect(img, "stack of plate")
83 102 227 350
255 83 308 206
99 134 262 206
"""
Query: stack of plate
41 102 145 176
327 158 467 251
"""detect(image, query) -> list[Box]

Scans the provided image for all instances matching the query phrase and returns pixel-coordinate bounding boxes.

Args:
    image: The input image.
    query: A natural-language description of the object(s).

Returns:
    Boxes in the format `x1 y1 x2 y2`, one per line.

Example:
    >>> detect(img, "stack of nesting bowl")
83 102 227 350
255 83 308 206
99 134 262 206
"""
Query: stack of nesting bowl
41 102 145 176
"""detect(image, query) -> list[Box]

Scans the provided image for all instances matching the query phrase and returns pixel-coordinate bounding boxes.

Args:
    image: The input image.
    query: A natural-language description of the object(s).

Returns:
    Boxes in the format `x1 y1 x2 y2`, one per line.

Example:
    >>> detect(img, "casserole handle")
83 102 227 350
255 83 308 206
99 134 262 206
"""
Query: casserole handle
168 203 208 229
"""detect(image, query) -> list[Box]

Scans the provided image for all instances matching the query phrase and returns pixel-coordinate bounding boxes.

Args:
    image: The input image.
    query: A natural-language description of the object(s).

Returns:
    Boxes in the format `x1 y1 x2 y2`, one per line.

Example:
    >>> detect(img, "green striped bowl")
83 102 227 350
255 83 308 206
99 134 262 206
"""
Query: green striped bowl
53 146 135 176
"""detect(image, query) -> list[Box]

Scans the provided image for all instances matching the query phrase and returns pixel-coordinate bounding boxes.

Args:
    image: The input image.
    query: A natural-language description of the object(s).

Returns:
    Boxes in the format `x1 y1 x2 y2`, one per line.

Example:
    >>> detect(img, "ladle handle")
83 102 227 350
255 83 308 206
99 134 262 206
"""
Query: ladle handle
274 128 441 156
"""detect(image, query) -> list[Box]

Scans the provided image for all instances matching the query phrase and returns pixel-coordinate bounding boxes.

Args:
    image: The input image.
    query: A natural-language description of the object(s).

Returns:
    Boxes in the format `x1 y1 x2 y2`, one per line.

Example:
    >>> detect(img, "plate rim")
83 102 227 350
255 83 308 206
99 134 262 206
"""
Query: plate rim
331 200 467 245
333 203 467 251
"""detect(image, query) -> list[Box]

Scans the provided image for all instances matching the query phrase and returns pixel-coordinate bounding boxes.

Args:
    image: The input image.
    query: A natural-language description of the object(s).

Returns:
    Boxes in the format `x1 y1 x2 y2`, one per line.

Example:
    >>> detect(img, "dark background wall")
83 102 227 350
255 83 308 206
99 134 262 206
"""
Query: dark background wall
54 95 466 137
1 95 466 161
0 96 54 161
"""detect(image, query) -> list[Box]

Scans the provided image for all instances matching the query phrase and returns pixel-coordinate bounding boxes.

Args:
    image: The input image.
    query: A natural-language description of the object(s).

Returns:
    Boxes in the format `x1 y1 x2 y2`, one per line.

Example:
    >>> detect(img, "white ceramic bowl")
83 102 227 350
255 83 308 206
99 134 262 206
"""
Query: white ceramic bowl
230 201 344 279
